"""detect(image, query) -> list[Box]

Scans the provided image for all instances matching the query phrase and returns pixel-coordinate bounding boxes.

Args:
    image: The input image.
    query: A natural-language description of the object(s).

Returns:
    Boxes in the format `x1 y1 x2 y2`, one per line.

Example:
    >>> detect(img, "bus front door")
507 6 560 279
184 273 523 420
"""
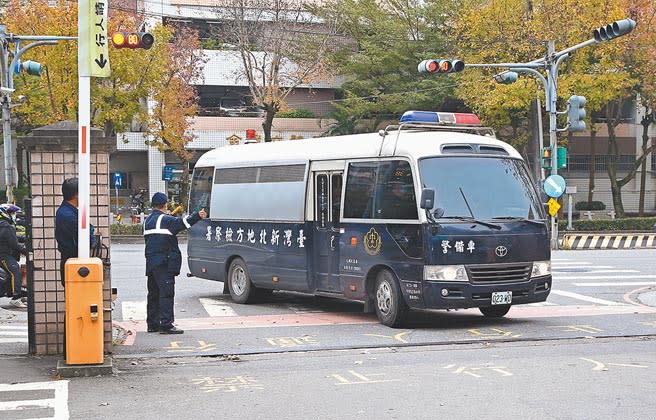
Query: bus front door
313 172 342 292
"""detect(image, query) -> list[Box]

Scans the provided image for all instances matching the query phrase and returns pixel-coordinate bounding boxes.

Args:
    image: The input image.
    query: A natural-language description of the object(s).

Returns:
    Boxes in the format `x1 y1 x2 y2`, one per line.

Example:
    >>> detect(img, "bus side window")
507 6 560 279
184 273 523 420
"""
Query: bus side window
375 160 418 220
190 167 214 216
331 174 342 225
315 174 329 229
344 162 376 219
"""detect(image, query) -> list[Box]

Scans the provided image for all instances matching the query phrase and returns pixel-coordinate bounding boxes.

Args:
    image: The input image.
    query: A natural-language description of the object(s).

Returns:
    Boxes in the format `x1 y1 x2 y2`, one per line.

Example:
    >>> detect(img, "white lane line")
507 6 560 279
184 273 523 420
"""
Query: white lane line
199 298 237 317
574 282 656 287
554 270 639 274
556 275 656 281
121 301 146 321
0 380 69 420
527 302 558 306
550 290 624 306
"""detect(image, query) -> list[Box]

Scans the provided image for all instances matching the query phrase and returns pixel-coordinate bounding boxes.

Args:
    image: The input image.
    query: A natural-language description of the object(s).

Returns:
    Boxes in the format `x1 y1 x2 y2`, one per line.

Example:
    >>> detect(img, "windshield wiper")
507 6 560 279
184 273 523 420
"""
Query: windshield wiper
439 215 502 230
492 216 546 226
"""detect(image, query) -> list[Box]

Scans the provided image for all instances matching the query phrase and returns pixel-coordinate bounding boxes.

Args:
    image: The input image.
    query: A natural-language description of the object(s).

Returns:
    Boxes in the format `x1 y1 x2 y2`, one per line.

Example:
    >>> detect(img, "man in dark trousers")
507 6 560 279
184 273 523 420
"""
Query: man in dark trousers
144 192 206 334
0 204 27 308
55 178 95 286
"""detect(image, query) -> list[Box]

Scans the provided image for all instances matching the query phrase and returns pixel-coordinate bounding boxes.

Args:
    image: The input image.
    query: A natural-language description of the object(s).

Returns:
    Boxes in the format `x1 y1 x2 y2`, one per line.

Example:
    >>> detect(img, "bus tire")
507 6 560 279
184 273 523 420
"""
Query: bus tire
374 269 408 327
228 258 254 304
479 305 511 318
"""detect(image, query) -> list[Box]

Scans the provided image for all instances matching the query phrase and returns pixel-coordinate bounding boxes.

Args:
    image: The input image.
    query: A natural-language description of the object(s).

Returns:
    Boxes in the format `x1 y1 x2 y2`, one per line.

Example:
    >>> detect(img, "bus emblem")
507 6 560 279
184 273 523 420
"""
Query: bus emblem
364 228 382 256
495 246 508 258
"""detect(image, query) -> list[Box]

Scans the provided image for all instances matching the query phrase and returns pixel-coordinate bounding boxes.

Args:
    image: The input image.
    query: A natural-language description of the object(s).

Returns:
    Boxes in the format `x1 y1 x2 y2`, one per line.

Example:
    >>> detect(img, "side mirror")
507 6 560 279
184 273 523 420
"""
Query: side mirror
420 188 435 210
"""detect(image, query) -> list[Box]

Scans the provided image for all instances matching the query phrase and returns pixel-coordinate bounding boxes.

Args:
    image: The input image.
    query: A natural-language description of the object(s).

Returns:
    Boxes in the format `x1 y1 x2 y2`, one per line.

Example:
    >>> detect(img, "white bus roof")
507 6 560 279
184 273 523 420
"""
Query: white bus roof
195 130 523 168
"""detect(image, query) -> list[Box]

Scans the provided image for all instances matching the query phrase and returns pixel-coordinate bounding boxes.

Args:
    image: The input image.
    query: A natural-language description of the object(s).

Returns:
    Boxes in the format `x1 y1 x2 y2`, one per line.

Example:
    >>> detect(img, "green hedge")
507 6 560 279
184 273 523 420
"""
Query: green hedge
110 224 144 235
276 109 315 118
575 201 606 211
559 217 656 231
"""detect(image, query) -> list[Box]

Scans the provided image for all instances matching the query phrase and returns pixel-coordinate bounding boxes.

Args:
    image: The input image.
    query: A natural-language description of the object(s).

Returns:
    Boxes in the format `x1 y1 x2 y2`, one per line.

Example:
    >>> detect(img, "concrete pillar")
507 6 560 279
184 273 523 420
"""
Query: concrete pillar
19 121 115 355
148 145 166 198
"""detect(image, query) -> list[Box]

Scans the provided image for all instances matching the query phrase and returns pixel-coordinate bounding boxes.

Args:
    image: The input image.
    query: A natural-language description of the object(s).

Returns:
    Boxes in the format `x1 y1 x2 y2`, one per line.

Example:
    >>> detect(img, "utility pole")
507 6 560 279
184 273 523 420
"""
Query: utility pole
0 24 75 203
419 18 636 250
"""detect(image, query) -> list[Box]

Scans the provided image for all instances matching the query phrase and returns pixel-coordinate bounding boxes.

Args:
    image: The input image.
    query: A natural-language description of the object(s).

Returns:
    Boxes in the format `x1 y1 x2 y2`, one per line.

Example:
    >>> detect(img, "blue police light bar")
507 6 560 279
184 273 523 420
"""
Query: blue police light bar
400 110 482 126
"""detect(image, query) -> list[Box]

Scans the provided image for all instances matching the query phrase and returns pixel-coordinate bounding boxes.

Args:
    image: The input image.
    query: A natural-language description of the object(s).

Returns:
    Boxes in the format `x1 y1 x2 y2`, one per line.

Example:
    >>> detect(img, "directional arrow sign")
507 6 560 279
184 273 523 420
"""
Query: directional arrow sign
79 0 110 77
544 175 566 198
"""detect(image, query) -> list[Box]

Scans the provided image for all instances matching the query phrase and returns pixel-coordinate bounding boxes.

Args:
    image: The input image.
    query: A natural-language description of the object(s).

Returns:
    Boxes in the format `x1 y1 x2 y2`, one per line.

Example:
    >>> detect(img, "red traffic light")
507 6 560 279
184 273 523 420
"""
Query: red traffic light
418 59 465 74
111 32 155 49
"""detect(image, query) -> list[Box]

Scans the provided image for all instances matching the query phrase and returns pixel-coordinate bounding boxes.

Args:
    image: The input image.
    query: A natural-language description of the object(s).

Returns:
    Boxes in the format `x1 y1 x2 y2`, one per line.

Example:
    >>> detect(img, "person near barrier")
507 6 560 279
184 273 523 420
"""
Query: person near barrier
55 178 96 286
0 204 28 308
144 192 207 334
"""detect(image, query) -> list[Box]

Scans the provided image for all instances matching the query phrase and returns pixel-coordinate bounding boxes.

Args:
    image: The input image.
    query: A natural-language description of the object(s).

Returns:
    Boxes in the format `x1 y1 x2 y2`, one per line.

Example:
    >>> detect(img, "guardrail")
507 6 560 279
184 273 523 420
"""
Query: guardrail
562 233 656 250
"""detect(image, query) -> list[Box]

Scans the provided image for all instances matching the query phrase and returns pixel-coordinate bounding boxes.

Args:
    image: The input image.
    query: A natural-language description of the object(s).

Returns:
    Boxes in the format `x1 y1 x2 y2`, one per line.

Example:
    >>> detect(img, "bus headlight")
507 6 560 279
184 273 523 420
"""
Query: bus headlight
531 261 551 278
424 265 469 281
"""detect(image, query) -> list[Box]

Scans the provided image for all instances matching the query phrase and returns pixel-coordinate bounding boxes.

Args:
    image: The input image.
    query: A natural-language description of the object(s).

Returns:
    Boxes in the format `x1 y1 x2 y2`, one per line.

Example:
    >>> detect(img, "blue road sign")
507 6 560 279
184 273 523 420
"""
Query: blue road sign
114 171 123 188
544 175 566 198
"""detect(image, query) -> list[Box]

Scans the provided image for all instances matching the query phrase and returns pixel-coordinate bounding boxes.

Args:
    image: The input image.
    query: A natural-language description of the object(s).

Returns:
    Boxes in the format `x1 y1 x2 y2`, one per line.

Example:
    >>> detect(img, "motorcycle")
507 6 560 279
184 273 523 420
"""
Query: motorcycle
129 189 148 215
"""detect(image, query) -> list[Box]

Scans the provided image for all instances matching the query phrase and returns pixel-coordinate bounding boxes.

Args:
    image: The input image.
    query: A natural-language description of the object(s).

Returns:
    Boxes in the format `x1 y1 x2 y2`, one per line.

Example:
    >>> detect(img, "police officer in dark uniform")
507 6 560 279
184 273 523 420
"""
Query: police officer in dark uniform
144 193 207 334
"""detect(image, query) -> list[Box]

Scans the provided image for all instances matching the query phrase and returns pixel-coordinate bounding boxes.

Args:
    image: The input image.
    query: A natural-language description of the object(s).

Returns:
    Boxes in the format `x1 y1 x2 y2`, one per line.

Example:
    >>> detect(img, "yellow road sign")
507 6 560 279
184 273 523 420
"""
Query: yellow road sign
548 198 561 217
78 0 110 77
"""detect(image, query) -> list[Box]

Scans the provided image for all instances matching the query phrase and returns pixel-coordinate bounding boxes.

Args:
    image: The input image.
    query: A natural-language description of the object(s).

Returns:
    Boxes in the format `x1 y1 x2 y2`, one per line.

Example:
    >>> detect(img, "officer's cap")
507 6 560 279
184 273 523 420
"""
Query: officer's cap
151 192 168 206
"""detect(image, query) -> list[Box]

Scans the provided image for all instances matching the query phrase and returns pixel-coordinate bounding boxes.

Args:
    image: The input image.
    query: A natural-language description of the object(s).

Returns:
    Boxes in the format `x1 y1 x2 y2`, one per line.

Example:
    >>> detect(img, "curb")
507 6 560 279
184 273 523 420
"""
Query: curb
562 232 656 250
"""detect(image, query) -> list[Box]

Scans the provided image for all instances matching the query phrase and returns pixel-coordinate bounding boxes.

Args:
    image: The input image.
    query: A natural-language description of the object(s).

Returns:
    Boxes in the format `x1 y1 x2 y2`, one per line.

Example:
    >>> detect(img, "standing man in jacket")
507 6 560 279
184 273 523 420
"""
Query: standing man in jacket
55 178 95 286
0 204 27 308
144 192 206 334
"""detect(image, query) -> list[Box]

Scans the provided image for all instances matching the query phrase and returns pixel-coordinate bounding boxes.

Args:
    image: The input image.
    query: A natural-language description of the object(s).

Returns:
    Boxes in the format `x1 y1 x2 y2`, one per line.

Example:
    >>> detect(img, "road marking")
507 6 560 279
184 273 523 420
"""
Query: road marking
121 300 146 321
365 331 412 343
527 302 558 306
0 380 69 419
443 364 513 378
553 269 639 274
331 370 399 385
0 325 28 343
580 358 648 371
192 376 263 393
265 336 319 347
558 275 656 281
550 325 604 334
552 261 593 265
550 290 624 306
468 328 521 338
199 298 237 317
574 282 656 287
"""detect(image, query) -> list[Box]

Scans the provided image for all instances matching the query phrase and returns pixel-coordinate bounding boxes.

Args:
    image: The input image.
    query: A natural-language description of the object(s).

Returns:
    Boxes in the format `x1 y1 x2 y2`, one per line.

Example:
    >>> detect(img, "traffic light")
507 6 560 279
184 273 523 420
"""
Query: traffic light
418 59 465 74
541 146 567 169
567 95 587 132
493 71 519 84
593 18 636 42
111 32 155 49
541 147 552 169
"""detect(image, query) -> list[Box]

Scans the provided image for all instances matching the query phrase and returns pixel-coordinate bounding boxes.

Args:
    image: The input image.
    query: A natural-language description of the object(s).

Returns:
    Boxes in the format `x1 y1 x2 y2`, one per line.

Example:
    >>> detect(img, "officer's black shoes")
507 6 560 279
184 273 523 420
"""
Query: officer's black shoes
159 327 184 334
147 326 159 333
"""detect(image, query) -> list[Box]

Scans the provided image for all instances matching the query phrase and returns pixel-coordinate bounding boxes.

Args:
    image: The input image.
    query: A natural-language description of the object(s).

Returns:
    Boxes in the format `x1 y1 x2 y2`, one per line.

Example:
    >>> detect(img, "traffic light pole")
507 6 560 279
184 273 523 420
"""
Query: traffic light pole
0 25 75 203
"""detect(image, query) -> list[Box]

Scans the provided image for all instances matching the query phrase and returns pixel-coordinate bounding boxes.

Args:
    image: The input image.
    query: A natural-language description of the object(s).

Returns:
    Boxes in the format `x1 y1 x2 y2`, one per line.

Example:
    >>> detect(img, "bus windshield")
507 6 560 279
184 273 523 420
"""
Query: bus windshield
419 156 544 221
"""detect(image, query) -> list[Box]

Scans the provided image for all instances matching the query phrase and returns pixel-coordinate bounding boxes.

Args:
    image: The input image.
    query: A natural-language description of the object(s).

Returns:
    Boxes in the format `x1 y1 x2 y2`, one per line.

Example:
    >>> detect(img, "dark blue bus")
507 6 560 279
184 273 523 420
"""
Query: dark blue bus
187 111 551 326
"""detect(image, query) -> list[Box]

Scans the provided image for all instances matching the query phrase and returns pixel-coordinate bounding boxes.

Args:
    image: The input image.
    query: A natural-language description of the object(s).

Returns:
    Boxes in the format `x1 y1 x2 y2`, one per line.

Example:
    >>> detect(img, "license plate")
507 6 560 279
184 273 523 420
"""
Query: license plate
491 291 512 305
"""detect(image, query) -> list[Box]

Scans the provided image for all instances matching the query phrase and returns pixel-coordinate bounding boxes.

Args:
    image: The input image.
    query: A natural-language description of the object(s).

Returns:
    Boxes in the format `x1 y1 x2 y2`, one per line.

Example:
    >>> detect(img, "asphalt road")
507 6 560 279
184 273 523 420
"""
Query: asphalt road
0 244 655 419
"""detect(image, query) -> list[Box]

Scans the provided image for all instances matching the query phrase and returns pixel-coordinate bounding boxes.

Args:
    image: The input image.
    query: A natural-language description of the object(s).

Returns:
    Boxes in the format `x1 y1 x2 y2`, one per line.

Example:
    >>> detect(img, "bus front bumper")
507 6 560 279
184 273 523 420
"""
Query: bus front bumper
415 276 552 309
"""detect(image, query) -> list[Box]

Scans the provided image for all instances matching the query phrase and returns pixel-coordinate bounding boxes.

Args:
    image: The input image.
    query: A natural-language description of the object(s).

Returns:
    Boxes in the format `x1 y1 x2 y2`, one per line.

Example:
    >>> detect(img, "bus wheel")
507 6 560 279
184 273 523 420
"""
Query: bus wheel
228 258 254 304
479 305 511 318
374 270 408 327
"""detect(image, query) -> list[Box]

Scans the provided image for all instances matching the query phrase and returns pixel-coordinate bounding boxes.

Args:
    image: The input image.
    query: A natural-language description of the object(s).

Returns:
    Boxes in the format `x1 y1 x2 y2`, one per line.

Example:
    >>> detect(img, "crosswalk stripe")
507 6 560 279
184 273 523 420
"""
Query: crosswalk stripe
199 298 237 317
122 301 146 321
0 326 27 330
552 261 593 265
550 290 624 306
554 269 639 274
0 380 69 420
0 331 27 336
0 338 28 343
